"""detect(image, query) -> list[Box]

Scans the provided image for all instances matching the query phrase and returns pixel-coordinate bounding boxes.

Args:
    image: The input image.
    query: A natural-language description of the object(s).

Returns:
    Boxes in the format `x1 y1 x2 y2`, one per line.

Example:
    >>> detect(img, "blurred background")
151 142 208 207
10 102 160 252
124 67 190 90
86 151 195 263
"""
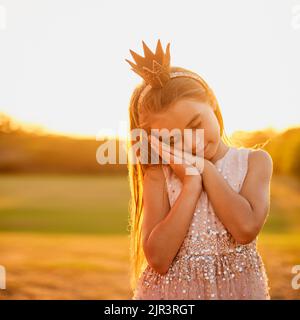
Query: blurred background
0 0 300 299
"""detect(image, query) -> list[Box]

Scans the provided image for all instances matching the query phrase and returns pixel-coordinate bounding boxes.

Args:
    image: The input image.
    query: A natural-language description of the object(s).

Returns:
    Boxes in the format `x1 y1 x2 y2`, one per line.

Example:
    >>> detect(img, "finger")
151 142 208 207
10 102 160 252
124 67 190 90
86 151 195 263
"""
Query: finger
151 137 172 164
149 138 166 165
150 136 162 156
158 140 182 160
152 137 202 173
185 166 201 176
183 151 204 173
160 140 199 167
151 136 175 164
161 141 204 173
157 141 186 166
160 146 174 164
159 141 191 166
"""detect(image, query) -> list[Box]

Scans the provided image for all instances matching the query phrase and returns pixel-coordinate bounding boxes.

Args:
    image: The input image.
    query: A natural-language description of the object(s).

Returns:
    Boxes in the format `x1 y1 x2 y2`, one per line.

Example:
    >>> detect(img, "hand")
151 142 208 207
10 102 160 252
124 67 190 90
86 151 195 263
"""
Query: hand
150 135 203 193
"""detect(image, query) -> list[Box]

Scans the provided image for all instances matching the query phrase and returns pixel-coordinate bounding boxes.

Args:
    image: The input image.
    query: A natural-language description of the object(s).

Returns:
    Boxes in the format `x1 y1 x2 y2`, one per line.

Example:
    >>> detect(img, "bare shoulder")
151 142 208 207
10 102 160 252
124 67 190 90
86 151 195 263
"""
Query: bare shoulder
248 148 273 179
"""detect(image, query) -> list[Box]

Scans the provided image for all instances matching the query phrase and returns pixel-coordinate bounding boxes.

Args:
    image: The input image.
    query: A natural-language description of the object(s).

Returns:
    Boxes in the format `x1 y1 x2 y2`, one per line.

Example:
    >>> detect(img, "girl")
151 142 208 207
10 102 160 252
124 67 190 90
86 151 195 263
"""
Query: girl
125 39 273 300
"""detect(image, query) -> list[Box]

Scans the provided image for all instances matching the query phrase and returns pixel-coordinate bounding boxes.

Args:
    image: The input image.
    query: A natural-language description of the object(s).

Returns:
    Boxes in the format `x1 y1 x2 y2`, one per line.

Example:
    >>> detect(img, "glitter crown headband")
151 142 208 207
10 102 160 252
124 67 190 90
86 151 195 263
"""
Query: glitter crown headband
125 39 206 106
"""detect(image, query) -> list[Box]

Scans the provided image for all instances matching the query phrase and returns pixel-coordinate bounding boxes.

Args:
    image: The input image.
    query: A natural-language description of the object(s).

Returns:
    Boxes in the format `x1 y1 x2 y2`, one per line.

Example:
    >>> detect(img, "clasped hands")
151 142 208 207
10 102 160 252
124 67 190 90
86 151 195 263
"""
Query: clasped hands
150 135 206 189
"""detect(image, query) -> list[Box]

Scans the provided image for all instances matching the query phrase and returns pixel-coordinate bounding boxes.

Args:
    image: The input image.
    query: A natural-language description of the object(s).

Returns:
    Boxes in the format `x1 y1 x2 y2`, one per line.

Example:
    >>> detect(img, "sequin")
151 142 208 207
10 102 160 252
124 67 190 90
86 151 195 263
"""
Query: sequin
133 147 270 300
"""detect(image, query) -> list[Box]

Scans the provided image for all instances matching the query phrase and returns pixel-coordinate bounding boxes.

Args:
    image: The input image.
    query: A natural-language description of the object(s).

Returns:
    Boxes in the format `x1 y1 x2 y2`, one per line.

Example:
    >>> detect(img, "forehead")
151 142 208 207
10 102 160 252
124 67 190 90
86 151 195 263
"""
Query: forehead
150 99 210 131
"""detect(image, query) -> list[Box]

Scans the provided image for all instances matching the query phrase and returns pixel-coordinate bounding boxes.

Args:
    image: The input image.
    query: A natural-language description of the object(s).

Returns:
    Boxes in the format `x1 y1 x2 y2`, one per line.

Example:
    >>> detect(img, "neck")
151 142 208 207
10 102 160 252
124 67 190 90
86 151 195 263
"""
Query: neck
209 141 230 164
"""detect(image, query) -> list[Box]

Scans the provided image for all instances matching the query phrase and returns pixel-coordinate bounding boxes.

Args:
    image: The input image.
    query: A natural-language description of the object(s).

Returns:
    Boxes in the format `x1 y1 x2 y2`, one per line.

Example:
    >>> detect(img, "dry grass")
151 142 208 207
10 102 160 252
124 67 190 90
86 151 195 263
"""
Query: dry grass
0 173 299 299
0 232 299 300
0 233 131 299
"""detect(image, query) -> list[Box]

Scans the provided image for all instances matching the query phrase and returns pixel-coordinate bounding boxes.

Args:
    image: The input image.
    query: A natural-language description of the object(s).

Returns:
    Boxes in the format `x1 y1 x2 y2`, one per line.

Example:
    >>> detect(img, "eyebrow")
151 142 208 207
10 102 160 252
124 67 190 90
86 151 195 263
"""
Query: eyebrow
185 114 201 128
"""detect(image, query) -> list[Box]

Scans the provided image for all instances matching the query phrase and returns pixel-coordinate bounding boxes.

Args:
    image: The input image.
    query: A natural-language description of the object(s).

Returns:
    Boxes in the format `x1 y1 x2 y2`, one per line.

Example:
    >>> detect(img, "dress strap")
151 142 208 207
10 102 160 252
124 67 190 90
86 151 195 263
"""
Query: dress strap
237 148 251 191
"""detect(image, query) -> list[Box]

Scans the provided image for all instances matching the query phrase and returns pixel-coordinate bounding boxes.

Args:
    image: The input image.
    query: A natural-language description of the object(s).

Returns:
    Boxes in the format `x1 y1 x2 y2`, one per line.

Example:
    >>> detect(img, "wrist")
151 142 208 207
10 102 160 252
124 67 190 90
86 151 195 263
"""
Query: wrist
203 158 211 174
183 175 202 194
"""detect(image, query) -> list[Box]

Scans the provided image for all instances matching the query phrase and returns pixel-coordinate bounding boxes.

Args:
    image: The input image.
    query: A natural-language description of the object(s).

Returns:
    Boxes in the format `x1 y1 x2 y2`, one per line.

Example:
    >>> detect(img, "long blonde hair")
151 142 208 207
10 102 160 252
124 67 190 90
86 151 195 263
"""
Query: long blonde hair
127 66 232 292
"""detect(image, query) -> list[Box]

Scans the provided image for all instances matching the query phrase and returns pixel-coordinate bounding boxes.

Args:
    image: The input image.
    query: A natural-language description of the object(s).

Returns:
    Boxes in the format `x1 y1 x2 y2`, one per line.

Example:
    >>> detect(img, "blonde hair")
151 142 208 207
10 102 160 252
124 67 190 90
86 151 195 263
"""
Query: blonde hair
127 66 233 293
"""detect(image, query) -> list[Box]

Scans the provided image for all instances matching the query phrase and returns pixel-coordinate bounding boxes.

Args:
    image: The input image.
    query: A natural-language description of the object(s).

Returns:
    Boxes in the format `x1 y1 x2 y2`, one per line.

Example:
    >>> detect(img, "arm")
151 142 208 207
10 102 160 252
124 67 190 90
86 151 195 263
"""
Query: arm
142 165 202 275
202 149 273 244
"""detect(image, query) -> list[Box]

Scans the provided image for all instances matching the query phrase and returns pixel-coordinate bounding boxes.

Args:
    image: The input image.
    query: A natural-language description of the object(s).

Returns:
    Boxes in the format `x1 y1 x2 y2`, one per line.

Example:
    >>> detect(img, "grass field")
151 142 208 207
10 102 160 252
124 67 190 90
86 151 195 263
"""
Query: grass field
0 174 299 299
0 174 130 234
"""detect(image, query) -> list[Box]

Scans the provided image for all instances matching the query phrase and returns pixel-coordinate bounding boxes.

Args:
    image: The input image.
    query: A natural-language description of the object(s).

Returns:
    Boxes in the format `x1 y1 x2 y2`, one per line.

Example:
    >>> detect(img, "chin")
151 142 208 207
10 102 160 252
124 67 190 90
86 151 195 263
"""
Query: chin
204 142 211 155
205 142 217 159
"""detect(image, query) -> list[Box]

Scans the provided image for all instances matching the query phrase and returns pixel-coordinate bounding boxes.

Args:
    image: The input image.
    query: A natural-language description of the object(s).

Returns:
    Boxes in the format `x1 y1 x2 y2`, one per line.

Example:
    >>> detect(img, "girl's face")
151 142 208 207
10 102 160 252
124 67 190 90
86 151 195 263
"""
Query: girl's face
148 98 221 160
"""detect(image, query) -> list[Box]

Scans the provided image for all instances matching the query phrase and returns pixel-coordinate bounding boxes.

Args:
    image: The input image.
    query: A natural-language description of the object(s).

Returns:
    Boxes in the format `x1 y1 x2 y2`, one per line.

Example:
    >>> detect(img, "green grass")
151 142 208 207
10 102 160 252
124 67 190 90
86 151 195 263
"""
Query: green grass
0 173 299 299
0 174 130 234
0 173 299 235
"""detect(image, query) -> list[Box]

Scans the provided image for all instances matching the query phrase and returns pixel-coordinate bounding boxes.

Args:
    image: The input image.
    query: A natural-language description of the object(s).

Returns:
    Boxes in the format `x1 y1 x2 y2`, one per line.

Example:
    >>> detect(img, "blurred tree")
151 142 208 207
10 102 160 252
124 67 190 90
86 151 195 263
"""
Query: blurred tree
291 141 300 178
0 113 20 133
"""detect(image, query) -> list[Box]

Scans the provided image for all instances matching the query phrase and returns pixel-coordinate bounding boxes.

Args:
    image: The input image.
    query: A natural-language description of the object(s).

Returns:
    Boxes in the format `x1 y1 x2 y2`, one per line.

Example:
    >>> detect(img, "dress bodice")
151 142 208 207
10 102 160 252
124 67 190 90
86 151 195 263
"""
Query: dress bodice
161 146 255 257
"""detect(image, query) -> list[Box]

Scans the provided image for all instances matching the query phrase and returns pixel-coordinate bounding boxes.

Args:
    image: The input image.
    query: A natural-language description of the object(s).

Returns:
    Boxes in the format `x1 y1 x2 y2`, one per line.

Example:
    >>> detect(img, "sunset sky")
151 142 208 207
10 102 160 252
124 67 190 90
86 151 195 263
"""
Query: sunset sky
0 0 299 139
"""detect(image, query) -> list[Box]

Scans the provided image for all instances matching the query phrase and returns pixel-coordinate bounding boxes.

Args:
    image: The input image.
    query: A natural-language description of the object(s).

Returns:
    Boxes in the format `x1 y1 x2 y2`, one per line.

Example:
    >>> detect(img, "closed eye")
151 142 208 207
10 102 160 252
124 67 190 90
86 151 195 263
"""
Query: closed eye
191 121 202 128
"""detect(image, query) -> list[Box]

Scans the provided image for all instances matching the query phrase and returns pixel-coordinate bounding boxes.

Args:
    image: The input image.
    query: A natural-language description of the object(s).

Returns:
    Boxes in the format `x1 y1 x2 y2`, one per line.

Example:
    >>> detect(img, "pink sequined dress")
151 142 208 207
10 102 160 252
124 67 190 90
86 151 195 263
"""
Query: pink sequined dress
132 146 270 300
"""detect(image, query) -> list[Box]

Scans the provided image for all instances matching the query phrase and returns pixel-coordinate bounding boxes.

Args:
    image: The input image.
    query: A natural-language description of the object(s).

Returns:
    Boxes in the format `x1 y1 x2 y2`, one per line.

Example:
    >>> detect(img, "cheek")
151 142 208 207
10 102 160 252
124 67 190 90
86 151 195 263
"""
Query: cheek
180 131 202 152
203 114 220 141
192 130 205 150
184 131 205 154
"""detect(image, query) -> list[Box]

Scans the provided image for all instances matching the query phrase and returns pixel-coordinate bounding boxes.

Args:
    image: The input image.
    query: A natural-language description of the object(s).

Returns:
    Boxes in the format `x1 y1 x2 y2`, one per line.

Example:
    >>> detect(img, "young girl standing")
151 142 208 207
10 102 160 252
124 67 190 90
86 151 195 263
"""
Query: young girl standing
125 40 273 300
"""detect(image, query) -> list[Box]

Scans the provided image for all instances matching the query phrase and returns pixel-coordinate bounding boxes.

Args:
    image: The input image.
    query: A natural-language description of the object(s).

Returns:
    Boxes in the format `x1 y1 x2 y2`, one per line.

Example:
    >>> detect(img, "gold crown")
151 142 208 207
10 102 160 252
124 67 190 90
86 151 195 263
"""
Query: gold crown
125 39 171 89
